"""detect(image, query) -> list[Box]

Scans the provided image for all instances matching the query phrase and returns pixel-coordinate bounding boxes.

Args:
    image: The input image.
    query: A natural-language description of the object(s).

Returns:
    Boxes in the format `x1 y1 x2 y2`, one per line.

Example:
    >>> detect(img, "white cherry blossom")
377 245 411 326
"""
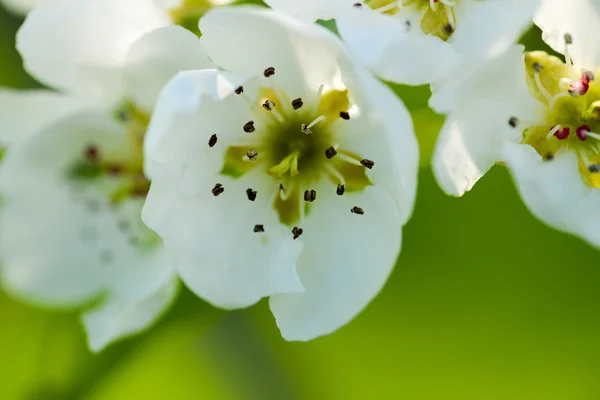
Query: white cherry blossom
0 0 211 351
432 0 600 248
265 0 540 86
143 6 418 340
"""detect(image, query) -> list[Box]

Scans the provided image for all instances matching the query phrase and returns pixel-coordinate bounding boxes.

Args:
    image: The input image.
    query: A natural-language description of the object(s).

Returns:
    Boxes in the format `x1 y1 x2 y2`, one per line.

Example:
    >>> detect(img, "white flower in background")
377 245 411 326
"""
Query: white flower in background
264 0 540 86
143 6 418 340
432 0 600 248
0 0 212 351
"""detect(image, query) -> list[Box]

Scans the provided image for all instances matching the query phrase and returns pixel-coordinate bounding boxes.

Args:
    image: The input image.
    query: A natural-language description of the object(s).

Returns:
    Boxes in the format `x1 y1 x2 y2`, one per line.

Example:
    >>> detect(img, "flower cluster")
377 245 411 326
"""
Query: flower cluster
0 0 594 351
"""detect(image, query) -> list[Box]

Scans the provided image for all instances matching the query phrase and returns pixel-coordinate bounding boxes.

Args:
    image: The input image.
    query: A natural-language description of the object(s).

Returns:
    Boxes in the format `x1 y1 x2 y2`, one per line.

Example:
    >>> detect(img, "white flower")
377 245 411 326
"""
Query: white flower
0 0 212 351
143 6 419 340
264 0 540 86
432 0 600 248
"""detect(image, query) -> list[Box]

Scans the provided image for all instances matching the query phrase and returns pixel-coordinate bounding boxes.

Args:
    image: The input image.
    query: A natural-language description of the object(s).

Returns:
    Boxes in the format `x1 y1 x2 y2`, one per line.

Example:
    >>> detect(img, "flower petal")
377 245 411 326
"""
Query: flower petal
270 185 401 341
0 88 87 146
82 273 178 352
1 0 39 15
337 66 418 223
199 5 351 96
450 0 539 56
124 25 212 112
263 0 348 22
534 0 600 68
17 0 168 103
335 7 458 85
143 70 304 309
503 143 600 248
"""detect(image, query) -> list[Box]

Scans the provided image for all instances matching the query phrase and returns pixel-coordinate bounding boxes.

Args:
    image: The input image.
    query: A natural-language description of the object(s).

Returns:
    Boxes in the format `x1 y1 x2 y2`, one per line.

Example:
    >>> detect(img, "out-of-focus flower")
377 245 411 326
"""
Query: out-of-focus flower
264 0 539 86
432 0 600 248
0 0 212 351
143 6 418 341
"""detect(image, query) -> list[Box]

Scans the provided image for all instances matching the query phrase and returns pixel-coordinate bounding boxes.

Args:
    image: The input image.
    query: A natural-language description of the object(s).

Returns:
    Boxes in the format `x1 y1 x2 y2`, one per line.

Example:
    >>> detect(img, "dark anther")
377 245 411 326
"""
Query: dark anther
508 117 519 128
304 189 317 202
351 206 364 215
279 183 285 191
247 148 258 161
208 134 218 147
246 188 257 201
544 153 555 161
533 62 543 73
108 164 122 176
254 224 265 233
262 99 275 111
589 164 600 173
564 33 573 44
325 147 338 159
292 226 303 240
443 24 455 34
339 111 350 120
353 2 363 7
243 121 255 133
212 183 224 196
264 67 275 78
360 159 375 169
292 98 304 110
336 184 345 196
85 145 99 163
234 86 244 95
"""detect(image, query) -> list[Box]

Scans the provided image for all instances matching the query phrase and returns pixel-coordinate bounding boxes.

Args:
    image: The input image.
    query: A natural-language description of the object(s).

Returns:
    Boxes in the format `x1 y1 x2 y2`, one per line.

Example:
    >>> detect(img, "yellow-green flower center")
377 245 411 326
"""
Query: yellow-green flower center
169 0 232 32
365 0 457 41
521 50 600 188
220 71 373 227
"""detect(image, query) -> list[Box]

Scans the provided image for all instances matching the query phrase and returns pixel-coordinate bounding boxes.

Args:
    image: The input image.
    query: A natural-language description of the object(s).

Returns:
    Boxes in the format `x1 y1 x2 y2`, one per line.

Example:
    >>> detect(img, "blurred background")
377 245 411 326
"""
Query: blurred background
1 3 600 400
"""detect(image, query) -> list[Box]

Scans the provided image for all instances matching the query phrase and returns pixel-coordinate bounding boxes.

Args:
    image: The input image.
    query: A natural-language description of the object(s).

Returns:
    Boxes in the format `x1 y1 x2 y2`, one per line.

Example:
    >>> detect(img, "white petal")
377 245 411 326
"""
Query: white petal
82 273 178 352
336 7 458 85
503 143 600 248
0 89 87 146
534 0 600 68
0 111 166 307
450 0 539 56
17 0 169 103
338 66 419 223
263 0 350 22
270 185 402 341
199 5 351 96
143 70 304 309
124 25 212 112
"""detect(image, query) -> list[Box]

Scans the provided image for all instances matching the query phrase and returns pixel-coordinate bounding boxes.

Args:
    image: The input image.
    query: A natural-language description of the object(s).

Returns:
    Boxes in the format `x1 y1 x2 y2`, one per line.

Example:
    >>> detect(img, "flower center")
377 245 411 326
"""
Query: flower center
362 0 457 41
518 35 600 188
66 103 159 255
219 68 373 230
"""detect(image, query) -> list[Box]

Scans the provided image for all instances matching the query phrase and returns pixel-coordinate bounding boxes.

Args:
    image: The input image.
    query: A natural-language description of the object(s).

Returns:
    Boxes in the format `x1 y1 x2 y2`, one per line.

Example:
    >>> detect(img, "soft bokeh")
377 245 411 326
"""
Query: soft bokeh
1 4 599 399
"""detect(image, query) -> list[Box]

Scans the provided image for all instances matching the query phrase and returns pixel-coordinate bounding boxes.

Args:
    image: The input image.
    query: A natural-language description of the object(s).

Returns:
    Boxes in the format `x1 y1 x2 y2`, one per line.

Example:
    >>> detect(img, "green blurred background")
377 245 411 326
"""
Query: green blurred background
1 4 600 400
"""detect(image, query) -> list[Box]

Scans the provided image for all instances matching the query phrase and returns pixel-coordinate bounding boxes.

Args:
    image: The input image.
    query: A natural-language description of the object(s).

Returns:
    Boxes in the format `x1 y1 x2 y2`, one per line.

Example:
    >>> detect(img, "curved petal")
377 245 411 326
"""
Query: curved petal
337 66 418 224
270 185 401 341
503 143 600 249
336 7 458 85
124 25 212 112
534 0 600 68
17 0 169 103
0 111 167 308
199 5 351 97
263 0 350 22
450 0 539 56
82 274 178 352
0 88 88 146
143 70 304 309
